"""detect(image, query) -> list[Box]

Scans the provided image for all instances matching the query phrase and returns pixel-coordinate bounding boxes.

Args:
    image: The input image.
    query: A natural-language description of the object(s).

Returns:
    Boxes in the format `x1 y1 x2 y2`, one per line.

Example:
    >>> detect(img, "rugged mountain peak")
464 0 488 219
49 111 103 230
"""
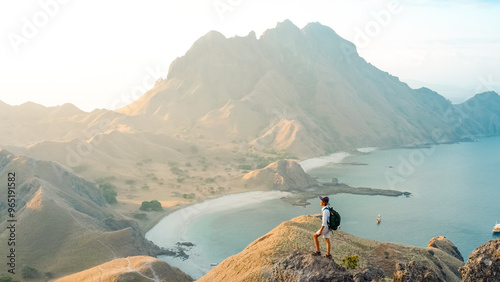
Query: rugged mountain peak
302 21 348 46
267 19 302 36
189 30 226 49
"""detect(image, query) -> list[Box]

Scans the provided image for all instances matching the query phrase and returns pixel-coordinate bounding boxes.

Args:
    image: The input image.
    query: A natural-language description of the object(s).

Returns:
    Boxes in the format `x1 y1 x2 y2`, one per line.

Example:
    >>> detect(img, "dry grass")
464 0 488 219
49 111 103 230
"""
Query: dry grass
199 215 464 282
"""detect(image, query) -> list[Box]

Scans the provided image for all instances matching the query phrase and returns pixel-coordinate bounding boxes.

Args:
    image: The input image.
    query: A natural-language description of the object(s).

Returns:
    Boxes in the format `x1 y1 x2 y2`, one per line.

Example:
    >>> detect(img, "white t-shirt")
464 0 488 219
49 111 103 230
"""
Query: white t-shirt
322 206 330 227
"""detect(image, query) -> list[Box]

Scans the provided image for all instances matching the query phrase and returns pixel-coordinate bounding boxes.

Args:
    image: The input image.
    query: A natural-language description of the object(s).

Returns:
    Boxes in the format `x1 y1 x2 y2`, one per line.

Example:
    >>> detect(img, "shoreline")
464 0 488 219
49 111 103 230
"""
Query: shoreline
146 191 292 279
144 149 410 279
298 152 350 172
143 148 396 233
298 147 378 172
146 190 292 247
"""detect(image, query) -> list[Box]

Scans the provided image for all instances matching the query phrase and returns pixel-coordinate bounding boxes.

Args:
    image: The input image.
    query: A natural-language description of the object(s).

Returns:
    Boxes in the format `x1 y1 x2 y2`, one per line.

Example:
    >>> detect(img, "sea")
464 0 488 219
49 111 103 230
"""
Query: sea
147 136 500 279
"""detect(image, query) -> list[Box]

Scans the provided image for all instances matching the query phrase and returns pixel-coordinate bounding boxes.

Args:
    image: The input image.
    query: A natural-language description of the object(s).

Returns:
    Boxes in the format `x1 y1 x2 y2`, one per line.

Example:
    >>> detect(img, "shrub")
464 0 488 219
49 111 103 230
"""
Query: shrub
21 266 40 279
98 182 117 204
182 193 196 199
102 189 117 204
133 213 148 220
0 276 19 282
170 166 183 176
140 200 163 212
341 254 359 269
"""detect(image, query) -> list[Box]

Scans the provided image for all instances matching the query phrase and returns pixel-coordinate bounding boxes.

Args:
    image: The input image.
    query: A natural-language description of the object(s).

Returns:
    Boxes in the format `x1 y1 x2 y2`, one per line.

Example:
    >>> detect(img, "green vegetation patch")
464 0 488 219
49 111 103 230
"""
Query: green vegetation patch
341 254 359 269
140 200 163 212
97 181 118 204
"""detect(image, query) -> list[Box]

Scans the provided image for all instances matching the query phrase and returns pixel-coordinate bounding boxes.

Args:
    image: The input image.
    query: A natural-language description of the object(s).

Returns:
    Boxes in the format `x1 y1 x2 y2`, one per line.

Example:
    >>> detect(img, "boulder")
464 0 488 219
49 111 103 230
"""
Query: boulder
353 266 384 282
460 238 500 281
393 261 444 282
271 252 354 282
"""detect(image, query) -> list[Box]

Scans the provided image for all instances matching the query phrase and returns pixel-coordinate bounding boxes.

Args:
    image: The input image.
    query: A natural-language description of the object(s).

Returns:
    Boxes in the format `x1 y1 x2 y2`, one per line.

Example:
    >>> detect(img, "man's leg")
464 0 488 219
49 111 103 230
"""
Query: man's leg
313 233 320 253
326 238 331 256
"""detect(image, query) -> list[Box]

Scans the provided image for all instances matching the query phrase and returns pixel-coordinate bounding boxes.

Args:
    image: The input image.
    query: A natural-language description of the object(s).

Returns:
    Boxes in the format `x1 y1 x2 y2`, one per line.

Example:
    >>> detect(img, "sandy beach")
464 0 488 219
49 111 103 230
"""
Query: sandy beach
298 152 350 172
146 191 291 278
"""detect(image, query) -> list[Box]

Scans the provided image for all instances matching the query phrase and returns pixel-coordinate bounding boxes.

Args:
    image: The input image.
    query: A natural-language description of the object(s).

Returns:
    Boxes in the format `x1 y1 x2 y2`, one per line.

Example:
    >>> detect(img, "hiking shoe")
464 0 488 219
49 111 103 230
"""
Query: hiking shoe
312 251 321 256
325 254 332 259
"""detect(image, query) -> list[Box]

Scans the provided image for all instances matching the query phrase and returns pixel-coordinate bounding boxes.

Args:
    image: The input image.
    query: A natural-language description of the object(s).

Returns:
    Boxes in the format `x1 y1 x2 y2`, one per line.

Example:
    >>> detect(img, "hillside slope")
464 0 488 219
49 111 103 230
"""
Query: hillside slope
198 215 464 281
0 149 163 279
55 256 192 282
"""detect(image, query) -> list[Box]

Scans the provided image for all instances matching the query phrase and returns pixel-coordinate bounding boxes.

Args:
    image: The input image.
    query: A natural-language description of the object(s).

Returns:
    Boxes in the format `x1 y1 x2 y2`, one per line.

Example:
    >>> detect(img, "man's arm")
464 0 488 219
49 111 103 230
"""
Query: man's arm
317 225 325 235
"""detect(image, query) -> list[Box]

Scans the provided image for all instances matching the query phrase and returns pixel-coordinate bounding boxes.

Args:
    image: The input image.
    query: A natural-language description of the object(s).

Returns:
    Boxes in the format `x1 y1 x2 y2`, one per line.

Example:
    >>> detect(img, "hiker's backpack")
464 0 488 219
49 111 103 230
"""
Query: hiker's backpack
326 207 341 230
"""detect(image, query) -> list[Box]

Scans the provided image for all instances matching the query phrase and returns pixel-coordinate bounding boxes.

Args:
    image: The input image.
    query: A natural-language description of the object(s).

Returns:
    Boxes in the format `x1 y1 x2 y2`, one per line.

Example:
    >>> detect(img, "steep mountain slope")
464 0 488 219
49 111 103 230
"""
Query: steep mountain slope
118 20 490 158
198 215 464 281
455 91 500 136
1 21 499 166
0 149 163 279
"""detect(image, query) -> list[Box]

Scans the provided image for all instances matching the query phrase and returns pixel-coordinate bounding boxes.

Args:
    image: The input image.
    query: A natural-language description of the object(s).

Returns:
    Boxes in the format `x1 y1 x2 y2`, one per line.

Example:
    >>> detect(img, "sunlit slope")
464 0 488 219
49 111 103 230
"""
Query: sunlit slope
0 150 161 279
119 20 499 158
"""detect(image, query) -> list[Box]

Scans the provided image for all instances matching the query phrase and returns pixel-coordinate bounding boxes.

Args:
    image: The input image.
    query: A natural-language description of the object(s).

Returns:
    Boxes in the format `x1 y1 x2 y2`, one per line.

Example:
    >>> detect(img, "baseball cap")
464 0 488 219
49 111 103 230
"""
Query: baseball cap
319 196 329 204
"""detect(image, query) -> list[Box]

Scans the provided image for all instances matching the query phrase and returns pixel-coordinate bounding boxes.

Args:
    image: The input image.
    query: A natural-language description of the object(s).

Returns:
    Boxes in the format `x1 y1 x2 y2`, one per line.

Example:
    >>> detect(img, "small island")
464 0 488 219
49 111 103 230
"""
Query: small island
283 181 411 207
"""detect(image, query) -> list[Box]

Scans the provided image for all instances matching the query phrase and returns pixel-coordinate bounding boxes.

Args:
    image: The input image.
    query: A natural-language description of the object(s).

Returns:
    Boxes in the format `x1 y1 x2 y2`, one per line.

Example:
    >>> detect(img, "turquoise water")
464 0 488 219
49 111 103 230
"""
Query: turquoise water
311 136 500 258
152 137 500 278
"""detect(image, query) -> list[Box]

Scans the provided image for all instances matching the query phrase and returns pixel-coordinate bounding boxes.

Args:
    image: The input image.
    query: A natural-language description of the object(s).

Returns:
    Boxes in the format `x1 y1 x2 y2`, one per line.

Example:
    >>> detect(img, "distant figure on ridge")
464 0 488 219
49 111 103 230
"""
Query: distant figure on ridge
313 196 332 259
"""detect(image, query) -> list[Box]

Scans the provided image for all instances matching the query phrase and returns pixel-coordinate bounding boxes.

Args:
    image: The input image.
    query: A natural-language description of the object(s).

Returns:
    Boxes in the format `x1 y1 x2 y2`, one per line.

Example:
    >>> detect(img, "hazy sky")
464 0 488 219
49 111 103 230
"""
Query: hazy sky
1 0 499 112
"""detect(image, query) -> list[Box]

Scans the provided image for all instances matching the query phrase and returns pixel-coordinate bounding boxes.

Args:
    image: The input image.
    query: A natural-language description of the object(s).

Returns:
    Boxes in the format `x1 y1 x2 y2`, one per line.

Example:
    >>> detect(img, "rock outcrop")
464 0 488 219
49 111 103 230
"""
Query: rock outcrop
428 236 464 262
198 215 464 281
460 238 500 281
271 252 354 281
393 261 444 282
55 256 192 282
243 160 317 191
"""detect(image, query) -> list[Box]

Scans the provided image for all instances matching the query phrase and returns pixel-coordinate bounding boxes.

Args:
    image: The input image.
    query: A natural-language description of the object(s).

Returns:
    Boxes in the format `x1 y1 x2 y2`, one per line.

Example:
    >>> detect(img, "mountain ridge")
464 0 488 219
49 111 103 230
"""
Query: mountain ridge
115 20 500 158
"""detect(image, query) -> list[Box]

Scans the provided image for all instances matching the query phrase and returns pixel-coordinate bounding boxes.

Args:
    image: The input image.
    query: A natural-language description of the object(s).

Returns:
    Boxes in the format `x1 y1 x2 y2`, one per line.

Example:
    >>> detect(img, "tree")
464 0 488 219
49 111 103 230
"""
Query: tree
21 266 40 279
140 200 163 211
98 182 117 204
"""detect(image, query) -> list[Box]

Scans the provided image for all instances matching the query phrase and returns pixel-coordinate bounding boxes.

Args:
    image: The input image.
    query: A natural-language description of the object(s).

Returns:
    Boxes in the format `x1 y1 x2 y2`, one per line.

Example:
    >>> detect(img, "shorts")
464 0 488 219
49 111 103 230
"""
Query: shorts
316 227 330 239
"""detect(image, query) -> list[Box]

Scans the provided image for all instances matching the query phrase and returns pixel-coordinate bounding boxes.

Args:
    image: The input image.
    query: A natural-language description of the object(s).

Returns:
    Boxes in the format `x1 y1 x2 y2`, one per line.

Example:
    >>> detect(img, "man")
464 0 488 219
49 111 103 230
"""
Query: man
313 196 332 259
